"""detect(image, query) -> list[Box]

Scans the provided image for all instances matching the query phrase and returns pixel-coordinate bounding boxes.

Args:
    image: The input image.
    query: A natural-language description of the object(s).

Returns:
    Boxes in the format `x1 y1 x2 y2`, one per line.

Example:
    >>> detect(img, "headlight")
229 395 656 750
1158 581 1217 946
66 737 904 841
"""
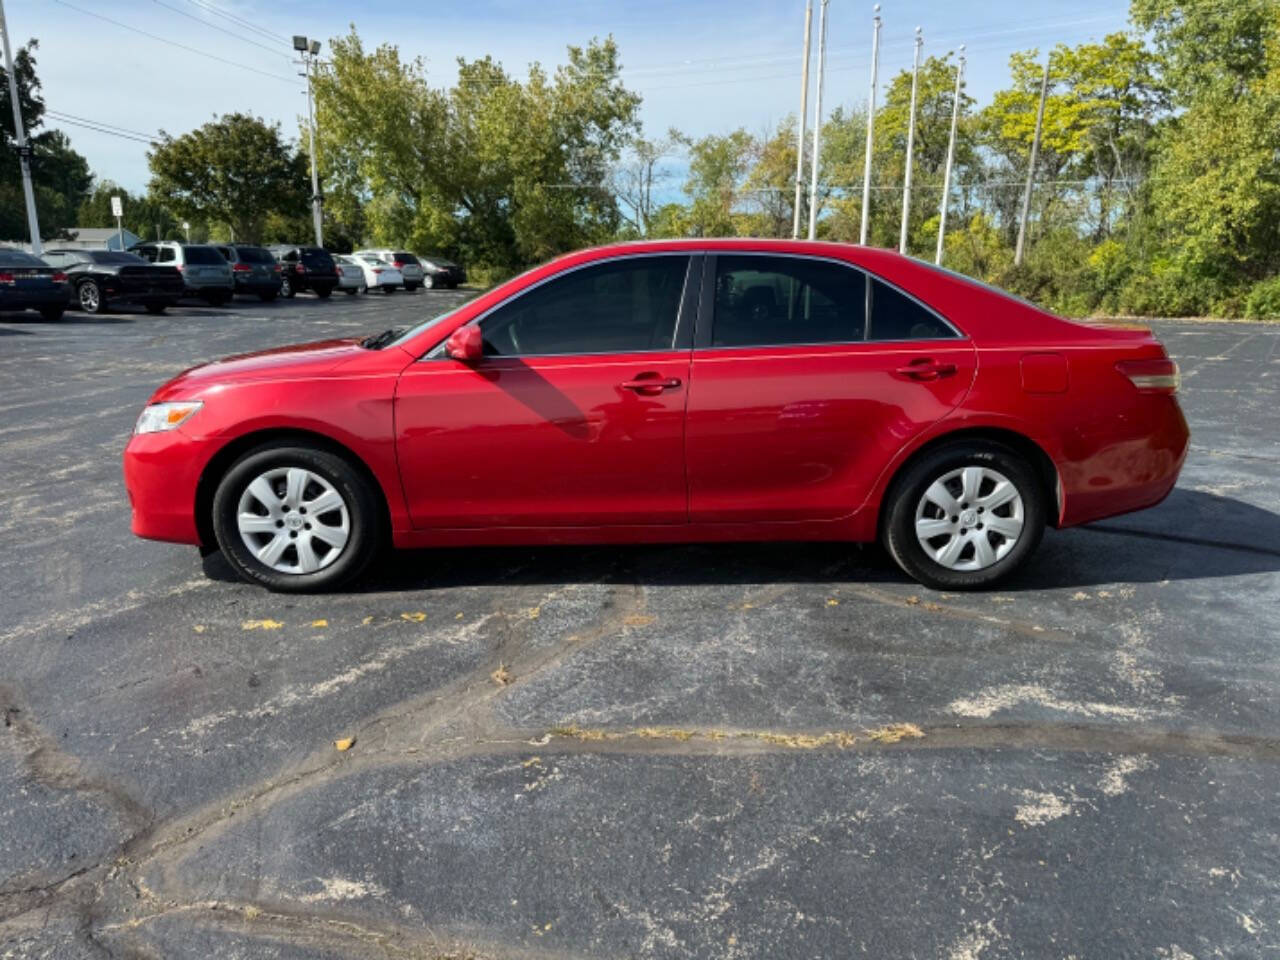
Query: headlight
134 401 203 435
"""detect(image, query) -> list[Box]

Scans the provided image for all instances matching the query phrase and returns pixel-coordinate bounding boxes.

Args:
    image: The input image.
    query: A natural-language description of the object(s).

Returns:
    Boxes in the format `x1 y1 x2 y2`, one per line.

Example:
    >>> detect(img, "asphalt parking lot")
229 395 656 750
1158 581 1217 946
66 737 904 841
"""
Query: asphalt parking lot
1 292 1277 959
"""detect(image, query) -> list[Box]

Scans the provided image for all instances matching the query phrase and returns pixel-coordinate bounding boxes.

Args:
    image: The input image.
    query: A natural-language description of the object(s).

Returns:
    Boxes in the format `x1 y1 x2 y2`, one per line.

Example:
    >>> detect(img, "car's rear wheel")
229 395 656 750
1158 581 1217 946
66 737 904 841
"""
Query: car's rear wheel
144 302 167 315
212 444 381 592
38 306 64 322
404 282 419 292
280 275 295 298
205 292 230 306
315 286 333 299
423 275 435 289
258 292 277 302
78 280 106 314
882 441 1045 591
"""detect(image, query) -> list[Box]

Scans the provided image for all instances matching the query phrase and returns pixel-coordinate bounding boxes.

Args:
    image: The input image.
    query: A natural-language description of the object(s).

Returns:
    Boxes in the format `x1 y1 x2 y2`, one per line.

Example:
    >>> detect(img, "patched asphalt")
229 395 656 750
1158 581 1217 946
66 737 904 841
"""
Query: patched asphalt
0 292 1277 959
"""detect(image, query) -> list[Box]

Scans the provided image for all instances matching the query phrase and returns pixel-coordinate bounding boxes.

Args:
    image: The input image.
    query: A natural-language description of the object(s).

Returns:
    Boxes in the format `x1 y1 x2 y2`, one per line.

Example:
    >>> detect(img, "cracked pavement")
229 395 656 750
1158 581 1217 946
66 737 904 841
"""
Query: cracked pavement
1 295 1278 959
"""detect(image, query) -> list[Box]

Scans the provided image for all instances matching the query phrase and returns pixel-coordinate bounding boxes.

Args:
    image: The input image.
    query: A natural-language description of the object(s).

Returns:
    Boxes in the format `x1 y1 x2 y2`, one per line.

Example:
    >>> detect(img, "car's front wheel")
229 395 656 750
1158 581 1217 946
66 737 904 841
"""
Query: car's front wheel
211 444 382 592
78 279 106 314
882 441 1045 591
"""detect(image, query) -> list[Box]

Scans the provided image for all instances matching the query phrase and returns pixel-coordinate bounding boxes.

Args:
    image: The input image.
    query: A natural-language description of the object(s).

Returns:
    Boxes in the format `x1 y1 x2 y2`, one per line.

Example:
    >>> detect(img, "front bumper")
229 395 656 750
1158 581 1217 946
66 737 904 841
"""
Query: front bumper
123 429 208 544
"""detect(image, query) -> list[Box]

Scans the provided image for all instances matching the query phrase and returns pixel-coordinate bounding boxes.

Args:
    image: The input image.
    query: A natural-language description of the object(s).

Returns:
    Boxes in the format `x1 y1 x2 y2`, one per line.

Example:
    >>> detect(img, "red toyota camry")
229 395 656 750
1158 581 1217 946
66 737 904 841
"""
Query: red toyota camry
123 239 1188 592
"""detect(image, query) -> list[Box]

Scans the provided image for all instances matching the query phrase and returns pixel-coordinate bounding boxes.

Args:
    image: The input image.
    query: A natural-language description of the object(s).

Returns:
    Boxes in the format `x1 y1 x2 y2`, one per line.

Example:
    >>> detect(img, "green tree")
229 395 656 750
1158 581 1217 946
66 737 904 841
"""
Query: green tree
0 40 92 241
147 113 308 243
678 128 754 236
78 181 178 242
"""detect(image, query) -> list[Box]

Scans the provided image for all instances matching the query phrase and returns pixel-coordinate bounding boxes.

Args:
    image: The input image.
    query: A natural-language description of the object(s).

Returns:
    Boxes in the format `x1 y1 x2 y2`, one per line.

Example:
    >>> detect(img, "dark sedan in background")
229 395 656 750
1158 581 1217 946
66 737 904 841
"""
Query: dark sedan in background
213 244 283 301
42 249 184 315
419 253 466 288
0 248 70 321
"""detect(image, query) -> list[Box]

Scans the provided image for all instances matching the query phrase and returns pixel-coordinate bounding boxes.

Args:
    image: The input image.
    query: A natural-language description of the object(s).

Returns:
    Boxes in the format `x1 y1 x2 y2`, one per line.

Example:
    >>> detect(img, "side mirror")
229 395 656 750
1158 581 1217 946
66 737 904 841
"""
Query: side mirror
445 324 483 362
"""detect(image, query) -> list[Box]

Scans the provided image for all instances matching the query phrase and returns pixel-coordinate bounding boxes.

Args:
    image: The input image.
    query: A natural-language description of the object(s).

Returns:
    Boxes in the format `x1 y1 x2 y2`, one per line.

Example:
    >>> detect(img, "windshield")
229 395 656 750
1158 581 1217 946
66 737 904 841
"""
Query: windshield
236 246 275 264
386 302 473 350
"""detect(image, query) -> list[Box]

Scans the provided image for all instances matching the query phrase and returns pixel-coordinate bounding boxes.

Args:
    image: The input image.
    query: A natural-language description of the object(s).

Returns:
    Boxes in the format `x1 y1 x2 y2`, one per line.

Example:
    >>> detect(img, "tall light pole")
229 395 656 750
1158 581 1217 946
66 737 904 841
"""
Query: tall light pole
859 4 882 246
936 46 966 266
899 26 923 255
806 0 830 241
1015 57 1051 268
0 0 41 255
294 35 324 248
791 0 814 239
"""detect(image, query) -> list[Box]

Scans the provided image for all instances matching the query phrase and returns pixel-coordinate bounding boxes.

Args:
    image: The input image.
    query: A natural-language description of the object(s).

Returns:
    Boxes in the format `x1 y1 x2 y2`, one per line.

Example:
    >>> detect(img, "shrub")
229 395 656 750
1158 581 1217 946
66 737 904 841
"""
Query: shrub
1244 275 1280 320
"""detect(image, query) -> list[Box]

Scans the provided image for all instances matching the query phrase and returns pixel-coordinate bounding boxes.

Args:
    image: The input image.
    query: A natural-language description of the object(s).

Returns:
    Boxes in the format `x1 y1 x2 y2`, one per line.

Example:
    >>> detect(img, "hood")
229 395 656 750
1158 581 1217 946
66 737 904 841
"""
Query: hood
150 337 368 400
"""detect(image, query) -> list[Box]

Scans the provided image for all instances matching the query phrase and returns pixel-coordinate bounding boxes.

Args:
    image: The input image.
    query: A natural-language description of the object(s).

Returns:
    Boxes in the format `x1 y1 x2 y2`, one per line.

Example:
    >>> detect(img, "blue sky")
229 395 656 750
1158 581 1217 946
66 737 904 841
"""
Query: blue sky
10 0 1132 195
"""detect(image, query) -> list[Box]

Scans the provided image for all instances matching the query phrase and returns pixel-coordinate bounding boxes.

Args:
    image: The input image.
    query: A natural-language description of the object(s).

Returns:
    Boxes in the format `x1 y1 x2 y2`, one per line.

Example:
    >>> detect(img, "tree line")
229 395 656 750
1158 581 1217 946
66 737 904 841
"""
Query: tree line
2 0 1277 318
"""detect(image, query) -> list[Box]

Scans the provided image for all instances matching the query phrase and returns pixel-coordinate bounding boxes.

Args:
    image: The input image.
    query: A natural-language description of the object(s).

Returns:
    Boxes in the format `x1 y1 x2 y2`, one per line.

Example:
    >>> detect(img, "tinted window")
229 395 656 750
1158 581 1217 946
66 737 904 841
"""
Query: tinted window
236 246 274 264
712 255 866 347
88 252 143 265
868 279 954 341
157 247 175 263
300 248 333 267
393 252 419 264
133 245 157 262
183 246 224 265
215 246 235 260
481 256 689 357
0 249 48 267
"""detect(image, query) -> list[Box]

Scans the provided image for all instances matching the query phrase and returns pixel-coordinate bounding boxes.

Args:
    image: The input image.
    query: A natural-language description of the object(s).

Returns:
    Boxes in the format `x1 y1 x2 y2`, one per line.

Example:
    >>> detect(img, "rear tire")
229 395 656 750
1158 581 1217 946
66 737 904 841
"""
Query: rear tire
258 292 278 302
423 275 435 289
78 279 106 314
205 293 230 306
315 286 333 299
882 441 1046 591
38 306 65 322
211 444 382 593
344 287 357 295
280 275 295 298
144 302 167 315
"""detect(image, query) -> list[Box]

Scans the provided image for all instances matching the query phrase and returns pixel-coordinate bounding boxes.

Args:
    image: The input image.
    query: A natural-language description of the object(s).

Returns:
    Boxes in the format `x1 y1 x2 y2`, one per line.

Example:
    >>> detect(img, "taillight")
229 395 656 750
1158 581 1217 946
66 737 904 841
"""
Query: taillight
272 264 281 273
393 260 406 267
1117 358 1180 394
372 268 383 274
0 272 13 285
295 264 305 274
51 272 67 283
232 262 251 272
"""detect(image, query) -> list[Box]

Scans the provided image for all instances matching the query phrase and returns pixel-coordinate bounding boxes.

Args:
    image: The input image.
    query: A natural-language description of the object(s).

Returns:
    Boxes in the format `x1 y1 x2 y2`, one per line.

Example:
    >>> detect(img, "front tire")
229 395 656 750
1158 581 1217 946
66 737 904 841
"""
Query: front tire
280 275 295 298
211 444 381 592
423 275 435 290
78 279 106 314
882 441 1046 591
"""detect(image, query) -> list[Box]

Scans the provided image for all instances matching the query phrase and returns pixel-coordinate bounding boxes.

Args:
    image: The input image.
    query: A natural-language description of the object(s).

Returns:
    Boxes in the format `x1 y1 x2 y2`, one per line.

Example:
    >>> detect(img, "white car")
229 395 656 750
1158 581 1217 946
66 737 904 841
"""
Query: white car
346 253 403 293
333 256 365 295
354 249 425 290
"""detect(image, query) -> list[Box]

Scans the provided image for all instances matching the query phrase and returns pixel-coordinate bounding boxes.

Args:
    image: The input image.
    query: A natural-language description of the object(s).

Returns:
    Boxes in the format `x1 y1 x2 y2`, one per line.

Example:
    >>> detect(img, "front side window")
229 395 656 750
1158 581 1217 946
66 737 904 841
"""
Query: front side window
711 255 867 347
480 255 689 357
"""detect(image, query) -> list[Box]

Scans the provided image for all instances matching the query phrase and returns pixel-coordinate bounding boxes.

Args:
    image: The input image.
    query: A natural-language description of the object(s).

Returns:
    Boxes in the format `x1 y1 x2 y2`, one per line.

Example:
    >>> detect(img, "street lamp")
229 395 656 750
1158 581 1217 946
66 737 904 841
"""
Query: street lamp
294 35 324 248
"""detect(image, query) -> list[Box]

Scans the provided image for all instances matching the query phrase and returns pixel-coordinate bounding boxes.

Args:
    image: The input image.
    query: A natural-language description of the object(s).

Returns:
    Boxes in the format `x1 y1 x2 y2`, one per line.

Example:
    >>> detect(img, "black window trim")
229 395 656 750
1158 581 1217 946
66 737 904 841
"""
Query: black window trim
424 252 703 361
693 251 964 350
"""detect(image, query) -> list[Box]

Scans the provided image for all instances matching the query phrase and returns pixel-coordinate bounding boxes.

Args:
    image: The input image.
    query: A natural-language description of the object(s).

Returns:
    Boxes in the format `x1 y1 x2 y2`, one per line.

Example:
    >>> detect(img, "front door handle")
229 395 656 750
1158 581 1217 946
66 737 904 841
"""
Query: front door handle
895 358 957 381
620 374 683 396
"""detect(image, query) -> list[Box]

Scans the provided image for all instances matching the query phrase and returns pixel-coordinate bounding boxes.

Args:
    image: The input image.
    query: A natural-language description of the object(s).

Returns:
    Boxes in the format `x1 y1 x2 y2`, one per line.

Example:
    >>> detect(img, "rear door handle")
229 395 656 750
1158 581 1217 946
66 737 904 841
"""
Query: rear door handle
620 375 682 395
895 358 957 381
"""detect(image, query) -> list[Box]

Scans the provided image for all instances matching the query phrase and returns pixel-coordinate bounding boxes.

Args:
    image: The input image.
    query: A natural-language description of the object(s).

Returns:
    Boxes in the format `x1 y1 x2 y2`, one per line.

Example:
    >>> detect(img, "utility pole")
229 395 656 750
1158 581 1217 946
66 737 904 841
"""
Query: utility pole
791 0 814 239
0 0 41 255
806 0 830 241
936 46 965 266
294 36 324 248
859 4 882 246
899 26 923 255
1015 57 1051 267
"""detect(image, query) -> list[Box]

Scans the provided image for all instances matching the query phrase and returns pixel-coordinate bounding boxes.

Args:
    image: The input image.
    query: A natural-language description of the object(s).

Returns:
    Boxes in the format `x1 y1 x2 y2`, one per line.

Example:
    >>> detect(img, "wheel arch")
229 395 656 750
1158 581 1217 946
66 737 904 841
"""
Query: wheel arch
195 427 393 549
876 426 1062 536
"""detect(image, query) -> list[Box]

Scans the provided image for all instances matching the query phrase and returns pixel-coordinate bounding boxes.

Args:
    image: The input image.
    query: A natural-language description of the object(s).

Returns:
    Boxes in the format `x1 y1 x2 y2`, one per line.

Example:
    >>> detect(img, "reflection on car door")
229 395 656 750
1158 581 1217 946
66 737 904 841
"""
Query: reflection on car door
685 253 977 523
395 254 699 528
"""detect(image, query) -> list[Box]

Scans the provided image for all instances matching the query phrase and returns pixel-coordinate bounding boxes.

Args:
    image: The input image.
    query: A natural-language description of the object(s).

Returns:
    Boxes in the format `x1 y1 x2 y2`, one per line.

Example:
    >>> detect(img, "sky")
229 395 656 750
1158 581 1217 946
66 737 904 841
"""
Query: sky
7 0 1133 196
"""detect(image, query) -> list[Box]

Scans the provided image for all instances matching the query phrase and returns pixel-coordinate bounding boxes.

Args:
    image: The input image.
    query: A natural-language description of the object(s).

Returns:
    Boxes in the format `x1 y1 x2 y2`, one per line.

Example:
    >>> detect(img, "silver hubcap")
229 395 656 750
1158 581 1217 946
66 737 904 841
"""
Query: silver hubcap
236 467 350 574
80 284 99 310
914 466 1025 572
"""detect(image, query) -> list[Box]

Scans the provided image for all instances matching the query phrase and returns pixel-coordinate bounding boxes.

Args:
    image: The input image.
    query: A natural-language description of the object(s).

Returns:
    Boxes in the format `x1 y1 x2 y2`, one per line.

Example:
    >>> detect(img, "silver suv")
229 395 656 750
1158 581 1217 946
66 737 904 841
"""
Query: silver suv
129 242 234 306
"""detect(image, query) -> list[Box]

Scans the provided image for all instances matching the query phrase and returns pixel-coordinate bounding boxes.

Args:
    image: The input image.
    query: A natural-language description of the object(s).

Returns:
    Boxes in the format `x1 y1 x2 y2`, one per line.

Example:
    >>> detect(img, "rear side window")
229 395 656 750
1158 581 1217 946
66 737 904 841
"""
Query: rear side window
480 255 689 357
711 255 867 347
183 246 224 265
869 279 954 341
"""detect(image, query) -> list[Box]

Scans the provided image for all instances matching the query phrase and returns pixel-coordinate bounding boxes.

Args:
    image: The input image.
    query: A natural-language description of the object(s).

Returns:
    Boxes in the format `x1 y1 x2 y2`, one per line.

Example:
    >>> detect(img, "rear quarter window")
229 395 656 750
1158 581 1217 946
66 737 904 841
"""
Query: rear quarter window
183 246 225 265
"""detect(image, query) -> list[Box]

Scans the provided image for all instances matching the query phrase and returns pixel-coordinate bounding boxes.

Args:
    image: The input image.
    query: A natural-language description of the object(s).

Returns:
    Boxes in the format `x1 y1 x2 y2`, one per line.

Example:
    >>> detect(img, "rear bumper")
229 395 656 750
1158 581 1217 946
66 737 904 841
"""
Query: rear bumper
1057 396 1190 527
233 277 282 293
123 430 207 545
0 289 71 310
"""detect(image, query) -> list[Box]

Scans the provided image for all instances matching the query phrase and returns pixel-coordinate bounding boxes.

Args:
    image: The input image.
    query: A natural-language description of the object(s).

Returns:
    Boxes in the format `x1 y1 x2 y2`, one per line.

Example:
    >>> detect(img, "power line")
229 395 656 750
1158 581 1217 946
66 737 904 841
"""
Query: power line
149 0 292 60
50 0 297 85
179 0 292 45
46 110 158 140
45 113 156 145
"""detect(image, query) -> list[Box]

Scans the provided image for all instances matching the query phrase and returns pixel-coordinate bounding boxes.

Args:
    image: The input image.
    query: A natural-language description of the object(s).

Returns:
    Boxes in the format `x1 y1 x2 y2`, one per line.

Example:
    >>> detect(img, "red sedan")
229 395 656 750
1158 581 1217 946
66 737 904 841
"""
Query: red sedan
123 239 1188 592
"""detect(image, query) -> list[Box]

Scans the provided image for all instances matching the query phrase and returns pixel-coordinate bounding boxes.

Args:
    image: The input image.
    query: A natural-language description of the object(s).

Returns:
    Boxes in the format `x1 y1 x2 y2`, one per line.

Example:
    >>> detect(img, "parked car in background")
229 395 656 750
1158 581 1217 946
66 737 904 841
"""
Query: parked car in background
123 238 1189 593
266 245 338 299
213 244 282 301
41 249 183 315
333 255 366 295
355 249 425 290
346 253 403 293
0 248 69 321
129 242 234 305
416 253 466 288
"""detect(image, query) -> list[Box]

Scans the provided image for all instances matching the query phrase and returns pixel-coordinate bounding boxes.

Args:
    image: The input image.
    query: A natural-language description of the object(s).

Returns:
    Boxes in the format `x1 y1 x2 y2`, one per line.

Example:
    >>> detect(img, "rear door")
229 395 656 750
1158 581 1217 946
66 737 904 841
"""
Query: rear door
394 254 699 528
685 253 976 523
